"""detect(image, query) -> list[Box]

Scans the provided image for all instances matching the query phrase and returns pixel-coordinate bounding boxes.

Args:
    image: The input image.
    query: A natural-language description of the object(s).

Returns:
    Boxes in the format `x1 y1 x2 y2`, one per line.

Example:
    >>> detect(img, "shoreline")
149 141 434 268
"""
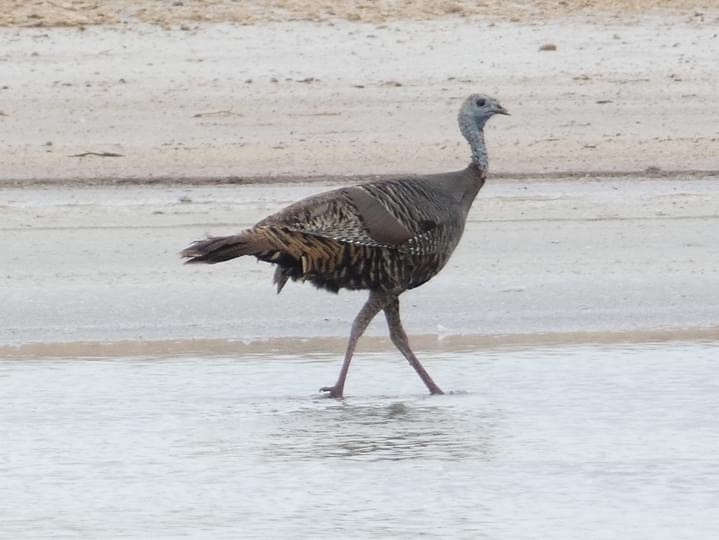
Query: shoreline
3 326 719 359
3 179 717 350
1 169 718 189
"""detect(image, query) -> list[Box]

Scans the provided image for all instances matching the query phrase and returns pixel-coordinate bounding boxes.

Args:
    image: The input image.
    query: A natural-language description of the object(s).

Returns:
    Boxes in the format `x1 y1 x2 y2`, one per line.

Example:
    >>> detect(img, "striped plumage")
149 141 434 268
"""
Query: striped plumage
182 93 508 397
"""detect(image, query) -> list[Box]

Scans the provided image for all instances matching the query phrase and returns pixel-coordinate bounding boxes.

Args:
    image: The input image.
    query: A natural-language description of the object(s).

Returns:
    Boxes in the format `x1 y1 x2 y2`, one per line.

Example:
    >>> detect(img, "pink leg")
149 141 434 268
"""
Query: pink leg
384 297 444 395
320 291 390 398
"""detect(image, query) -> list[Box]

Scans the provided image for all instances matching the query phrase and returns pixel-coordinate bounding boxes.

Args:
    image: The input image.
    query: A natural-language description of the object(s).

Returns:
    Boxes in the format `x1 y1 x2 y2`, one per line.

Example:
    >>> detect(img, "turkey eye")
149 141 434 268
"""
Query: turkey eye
475 98 486 107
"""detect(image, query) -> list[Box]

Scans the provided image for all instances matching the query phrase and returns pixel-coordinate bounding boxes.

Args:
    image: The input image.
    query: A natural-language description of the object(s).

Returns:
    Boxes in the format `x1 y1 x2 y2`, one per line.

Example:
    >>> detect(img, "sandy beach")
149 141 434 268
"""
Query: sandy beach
1 4 718 183
1 3 718 353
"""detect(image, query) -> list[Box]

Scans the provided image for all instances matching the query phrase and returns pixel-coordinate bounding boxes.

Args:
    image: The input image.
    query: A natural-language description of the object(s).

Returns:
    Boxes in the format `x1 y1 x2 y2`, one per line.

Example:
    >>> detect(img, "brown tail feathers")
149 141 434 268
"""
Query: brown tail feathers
181 233 257 264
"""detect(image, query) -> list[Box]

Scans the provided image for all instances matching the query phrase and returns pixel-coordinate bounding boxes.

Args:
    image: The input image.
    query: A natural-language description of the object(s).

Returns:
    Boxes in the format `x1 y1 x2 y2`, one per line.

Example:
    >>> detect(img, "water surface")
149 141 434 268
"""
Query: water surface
1 341 718 539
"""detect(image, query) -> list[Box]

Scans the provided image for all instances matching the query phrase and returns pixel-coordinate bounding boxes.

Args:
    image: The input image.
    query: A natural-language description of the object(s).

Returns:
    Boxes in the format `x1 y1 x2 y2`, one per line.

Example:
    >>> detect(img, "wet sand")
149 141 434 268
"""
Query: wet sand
2 177 717 355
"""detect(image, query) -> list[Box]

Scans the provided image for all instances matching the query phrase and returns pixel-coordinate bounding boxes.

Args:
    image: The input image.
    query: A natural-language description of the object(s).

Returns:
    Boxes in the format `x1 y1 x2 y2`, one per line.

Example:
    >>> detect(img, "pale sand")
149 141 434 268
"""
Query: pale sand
1 13 717 182
0 0 712 27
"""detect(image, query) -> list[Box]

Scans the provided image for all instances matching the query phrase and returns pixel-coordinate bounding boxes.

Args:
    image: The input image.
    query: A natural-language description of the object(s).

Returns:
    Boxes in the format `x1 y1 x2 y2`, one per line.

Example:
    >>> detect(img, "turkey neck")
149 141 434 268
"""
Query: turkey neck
459 115 490 173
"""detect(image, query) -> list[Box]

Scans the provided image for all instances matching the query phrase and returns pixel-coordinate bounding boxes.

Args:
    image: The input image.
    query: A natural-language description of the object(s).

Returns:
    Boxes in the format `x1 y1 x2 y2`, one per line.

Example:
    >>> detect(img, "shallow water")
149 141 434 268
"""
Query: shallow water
2 341 718 539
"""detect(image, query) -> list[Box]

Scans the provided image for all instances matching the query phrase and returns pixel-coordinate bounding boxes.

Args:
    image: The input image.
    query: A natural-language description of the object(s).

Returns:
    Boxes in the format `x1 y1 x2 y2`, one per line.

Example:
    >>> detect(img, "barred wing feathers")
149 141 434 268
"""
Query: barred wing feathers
258 178 455 255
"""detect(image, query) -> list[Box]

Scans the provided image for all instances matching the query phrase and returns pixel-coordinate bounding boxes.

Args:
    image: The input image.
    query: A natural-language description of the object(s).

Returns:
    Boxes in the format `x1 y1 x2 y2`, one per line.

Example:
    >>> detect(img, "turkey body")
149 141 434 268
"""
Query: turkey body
183 166 484 295
254 166 485 294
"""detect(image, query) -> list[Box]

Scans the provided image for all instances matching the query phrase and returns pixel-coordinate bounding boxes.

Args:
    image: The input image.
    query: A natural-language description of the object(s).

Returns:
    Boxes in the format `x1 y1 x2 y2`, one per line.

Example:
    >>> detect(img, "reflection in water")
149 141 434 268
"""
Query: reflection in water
263 398 500 462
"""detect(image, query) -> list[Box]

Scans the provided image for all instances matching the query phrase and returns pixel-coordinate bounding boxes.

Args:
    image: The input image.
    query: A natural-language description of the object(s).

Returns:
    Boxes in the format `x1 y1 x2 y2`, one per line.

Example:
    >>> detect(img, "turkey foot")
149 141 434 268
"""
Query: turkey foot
319 385 344 399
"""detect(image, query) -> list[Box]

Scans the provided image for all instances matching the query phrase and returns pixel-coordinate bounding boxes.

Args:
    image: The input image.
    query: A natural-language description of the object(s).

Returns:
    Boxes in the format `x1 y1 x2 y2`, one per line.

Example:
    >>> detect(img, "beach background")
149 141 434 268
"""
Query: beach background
2 0 717 350
1 2 718 538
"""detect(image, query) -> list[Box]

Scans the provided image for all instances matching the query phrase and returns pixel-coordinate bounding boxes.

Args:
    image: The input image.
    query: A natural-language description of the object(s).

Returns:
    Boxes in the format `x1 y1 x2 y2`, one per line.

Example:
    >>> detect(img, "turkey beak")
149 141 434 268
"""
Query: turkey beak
495 104 510 116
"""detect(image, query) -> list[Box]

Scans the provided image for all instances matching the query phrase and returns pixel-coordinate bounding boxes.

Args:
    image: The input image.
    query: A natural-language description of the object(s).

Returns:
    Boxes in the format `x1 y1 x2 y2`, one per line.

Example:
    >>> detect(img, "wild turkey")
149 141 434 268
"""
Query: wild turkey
182 93 508 398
